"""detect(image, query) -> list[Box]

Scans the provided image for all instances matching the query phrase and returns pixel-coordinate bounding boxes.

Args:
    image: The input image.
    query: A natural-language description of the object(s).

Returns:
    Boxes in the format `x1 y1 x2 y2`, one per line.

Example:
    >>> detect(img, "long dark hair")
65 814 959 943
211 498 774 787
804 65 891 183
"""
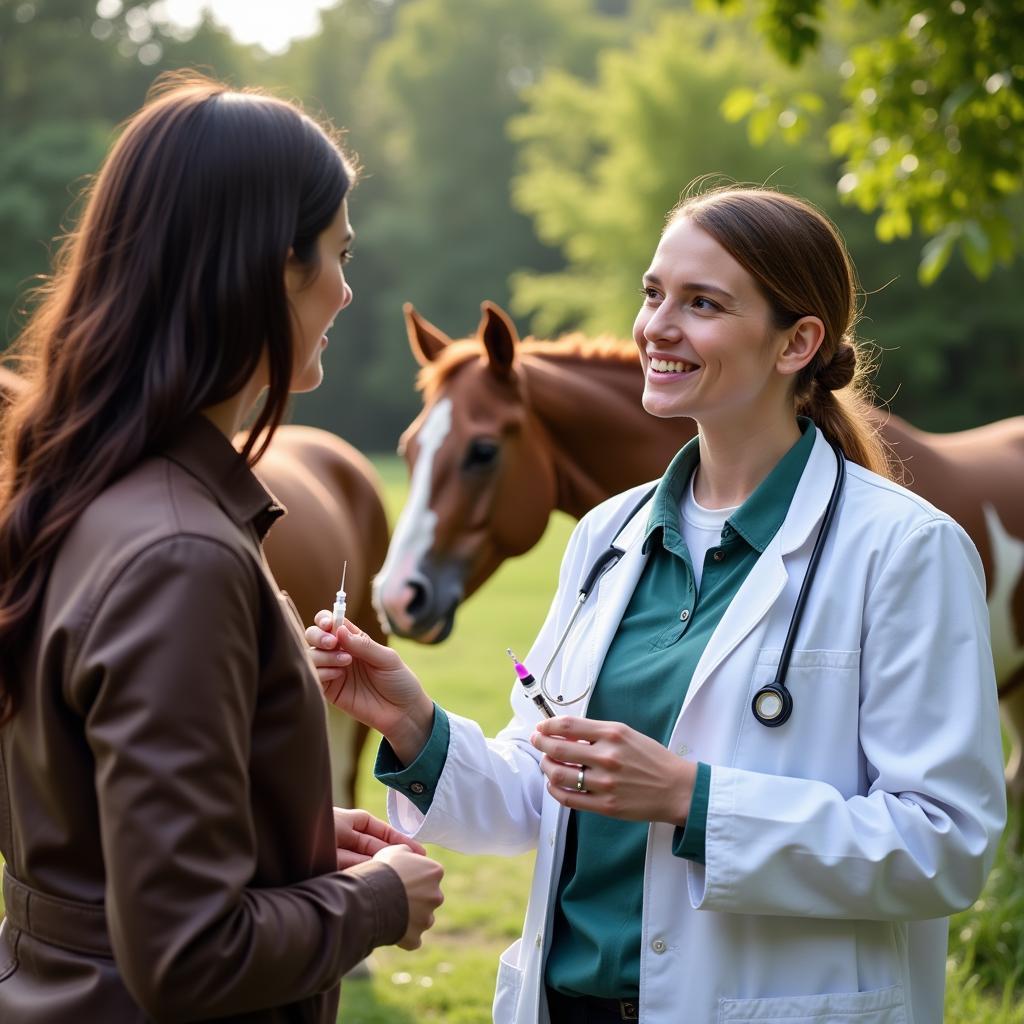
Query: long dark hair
0 73 355 723
670 186 892 477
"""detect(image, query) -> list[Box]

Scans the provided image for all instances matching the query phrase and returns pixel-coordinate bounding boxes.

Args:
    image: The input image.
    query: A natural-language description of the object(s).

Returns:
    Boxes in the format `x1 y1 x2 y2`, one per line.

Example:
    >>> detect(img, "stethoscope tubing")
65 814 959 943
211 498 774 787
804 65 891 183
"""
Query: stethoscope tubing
538 441 847 724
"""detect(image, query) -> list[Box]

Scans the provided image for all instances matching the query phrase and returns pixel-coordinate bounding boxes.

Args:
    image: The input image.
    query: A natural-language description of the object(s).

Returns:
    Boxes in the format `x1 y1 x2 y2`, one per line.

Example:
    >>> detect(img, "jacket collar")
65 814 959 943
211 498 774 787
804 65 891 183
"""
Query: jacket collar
162 415 285 540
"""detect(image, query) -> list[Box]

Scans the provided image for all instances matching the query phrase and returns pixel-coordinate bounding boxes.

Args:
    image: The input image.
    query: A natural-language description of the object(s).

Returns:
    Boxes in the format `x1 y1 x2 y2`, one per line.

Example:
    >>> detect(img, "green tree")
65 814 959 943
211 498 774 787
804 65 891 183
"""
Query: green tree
0 0 253 343
287 0 620 449
510 8 1023 430
711 0 1024 282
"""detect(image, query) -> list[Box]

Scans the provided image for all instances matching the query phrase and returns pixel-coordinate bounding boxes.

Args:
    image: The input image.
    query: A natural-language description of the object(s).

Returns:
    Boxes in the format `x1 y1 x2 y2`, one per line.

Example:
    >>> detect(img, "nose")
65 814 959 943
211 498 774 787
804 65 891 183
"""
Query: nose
375 571 435 637
644 305 682 346
340 281 353 310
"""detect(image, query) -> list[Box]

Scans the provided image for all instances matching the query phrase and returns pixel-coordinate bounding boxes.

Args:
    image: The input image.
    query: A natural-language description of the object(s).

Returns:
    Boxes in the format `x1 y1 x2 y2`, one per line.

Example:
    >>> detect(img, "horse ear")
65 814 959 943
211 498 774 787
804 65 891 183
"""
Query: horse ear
478 301 520 380
404 303 451 365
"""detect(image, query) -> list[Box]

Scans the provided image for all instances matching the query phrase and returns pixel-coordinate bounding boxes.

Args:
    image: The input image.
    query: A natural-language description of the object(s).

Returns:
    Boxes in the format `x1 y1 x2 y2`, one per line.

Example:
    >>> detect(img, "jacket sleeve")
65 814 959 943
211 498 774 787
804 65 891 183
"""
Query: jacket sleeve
385 509 595 854
693 517 1007 920
69 535 407 1022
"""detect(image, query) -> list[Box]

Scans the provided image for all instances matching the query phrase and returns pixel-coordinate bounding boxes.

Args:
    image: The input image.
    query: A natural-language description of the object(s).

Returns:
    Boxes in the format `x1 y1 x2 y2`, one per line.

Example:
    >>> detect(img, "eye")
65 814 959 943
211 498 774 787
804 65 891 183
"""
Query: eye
639 286 660 302
692 296 720 311
461 438 500 473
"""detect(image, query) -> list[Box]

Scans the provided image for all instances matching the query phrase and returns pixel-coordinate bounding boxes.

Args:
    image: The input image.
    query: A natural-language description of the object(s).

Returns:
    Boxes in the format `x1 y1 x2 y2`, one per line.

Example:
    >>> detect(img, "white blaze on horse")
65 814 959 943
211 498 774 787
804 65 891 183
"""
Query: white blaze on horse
373 301 1024 811
0 366 383 808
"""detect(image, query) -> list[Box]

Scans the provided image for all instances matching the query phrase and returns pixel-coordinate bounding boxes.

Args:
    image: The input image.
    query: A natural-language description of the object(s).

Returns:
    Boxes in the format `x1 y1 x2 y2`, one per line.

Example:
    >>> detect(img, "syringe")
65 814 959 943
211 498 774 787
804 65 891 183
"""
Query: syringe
506 649 555 719
331 561 348 632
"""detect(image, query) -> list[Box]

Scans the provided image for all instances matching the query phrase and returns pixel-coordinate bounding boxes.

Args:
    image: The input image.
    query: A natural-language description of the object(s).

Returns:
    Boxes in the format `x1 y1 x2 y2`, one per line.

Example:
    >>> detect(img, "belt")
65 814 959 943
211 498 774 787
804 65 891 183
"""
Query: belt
2 867 113 958
546 985 640 1022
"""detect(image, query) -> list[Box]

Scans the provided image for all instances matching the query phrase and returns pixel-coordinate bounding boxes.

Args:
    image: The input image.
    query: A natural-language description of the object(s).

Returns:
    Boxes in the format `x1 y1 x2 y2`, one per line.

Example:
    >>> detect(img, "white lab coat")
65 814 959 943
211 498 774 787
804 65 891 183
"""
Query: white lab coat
386 427 1006 1023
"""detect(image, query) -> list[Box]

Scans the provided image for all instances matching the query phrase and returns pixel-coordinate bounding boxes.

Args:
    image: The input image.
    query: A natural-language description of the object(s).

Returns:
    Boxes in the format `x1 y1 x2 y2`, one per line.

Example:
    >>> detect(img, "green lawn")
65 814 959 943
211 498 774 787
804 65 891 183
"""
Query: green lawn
1 455 1020 1022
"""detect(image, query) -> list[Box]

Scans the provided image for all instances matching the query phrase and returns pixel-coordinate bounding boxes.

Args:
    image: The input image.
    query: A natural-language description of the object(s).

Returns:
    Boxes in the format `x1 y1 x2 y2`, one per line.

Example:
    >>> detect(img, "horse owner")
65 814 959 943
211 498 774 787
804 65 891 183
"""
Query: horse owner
309 186 1005 1023
0 74 443 1023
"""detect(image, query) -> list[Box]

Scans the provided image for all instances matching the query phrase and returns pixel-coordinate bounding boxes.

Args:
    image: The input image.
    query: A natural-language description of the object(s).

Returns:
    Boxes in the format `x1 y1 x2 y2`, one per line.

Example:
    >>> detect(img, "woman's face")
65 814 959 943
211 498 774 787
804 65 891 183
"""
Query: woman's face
286 199 354 393
632 216 794 428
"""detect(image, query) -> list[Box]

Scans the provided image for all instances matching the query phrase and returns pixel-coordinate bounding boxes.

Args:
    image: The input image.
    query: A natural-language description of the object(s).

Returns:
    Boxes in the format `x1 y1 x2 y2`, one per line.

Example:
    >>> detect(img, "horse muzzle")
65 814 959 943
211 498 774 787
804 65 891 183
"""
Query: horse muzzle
372 562 464 644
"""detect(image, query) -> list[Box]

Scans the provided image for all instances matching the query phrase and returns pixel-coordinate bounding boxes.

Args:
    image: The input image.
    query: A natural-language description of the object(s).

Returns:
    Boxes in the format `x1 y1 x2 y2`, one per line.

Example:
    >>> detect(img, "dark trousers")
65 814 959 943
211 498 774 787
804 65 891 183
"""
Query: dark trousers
545 986 640 1022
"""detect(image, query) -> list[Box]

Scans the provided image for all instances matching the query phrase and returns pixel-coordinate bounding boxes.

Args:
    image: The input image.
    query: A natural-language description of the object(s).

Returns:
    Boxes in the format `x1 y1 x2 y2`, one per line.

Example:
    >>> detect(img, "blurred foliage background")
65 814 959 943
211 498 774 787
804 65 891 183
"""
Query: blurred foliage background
1 0 1021 452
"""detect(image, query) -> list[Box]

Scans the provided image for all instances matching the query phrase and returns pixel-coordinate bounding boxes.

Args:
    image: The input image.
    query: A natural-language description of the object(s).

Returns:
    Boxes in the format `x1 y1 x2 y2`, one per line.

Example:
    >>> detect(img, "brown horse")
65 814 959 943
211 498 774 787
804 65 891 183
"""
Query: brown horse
0 366 383 807
374 301 1024 808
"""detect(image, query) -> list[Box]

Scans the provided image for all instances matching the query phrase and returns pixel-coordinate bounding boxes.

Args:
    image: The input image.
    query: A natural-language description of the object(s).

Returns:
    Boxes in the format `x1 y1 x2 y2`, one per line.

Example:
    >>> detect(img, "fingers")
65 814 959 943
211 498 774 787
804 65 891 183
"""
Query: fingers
336 849 371 869
531 732 593 766
336 808 428 855
535 715 612 743
540 754 599 793
335 626 403 670
306 617 339 650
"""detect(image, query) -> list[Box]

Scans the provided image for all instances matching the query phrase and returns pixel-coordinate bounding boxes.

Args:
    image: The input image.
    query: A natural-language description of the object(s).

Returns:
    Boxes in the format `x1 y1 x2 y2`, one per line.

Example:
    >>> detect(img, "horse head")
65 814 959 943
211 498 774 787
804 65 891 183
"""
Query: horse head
373 301 558 642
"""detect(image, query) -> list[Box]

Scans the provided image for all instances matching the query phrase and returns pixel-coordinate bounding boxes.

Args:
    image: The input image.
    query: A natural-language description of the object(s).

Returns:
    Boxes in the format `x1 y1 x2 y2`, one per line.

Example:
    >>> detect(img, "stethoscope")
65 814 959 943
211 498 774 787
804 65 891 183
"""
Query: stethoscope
538 441 846 727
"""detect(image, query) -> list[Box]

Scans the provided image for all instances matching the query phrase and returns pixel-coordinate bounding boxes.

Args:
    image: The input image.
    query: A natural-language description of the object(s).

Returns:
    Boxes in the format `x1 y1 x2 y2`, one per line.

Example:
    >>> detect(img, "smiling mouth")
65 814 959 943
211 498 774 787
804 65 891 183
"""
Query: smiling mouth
649 358 699 374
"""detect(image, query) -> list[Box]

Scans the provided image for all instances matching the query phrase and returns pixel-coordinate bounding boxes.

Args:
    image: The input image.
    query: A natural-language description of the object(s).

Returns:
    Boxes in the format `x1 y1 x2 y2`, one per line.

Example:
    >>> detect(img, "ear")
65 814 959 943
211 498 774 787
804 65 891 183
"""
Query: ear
404 303 451 365
776 315 825 378
477 301 520 380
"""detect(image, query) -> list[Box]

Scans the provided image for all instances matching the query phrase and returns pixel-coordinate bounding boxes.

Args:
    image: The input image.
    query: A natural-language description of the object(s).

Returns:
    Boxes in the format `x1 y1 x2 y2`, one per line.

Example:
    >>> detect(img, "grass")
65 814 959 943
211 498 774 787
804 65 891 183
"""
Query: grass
1 454 1020 1021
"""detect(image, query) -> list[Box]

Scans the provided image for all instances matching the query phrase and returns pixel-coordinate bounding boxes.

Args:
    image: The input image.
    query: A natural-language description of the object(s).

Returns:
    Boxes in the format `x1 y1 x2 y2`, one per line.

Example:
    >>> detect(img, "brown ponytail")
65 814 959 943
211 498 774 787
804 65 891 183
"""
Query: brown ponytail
668 186 893 479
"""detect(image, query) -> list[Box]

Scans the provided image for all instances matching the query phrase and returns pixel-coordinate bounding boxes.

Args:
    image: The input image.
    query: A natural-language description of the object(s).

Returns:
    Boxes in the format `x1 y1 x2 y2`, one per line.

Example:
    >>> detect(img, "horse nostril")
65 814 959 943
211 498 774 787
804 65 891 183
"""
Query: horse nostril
405 575 434 619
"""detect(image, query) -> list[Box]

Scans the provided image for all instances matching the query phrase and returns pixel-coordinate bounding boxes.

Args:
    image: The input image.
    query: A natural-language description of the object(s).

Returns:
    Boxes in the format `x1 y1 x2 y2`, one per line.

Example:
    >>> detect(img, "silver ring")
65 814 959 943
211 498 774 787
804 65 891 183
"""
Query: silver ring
575 767 587 793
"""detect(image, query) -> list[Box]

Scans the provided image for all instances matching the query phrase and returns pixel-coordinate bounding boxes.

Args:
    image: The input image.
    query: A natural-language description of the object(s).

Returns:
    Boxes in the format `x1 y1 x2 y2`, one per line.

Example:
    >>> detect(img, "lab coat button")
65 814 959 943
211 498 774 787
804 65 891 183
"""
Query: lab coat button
535 932 543 948
548 831 555 847
651 938 667 954
409 782 426 795
678 744 689 756
679 609 690 621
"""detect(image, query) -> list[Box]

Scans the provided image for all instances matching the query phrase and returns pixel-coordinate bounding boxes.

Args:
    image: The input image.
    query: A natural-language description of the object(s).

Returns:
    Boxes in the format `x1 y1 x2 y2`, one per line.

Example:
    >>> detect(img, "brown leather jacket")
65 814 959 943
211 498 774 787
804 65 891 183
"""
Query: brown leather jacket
0 415 406 1022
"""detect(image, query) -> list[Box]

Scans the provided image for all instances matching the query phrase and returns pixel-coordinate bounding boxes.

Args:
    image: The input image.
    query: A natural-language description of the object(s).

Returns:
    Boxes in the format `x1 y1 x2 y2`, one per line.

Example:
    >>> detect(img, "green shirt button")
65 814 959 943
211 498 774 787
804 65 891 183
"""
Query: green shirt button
713 549 725 562
410 781 426 795
679 608 690 621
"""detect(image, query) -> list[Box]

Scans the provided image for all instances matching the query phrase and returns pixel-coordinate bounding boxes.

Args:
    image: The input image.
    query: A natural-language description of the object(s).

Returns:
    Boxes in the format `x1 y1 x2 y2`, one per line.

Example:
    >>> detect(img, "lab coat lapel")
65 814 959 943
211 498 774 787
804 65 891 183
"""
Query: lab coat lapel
681 429 840 715
564 501 653 716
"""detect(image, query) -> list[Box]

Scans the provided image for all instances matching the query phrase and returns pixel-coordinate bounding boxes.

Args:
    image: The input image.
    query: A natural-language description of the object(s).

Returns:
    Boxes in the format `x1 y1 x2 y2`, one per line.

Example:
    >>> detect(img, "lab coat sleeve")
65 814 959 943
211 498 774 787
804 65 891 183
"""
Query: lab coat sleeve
385 508 594 855
693 517 1007 920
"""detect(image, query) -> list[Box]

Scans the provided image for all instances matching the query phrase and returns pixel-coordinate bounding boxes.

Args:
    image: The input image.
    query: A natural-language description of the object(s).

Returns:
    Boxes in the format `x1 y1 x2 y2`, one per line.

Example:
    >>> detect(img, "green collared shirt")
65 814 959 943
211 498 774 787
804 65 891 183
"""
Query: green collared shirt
376 420 817 1001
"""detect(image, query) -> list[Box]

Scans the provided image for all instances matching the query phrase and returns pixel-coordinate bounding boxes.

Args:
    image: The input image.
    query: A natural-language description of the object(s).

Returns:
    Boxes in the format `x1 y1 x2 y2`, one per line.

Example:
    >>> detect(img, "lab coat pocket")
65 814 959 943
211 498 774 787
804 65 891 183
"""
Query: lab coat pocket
492 938 525 1024
735 648 861 785
719 983 906 1023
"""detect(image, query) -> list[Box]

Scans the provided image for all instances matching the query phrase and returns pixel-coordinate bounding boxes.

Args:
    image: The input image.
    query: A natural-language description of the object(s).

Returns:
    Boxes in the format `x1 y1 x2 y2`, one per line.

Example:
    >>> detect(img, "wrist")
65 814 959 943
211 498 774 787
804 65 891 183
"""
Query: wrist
668 758 697 827
387 696 436 766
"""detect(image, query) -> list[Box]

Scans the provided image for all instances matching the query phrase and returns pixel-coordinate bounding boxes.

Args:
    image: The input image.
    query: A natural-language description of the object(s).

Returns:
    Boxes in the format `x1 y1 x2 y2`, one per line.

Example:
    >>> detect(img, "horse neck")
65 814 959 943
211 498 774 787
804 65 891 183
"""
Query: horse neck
521 351 687 518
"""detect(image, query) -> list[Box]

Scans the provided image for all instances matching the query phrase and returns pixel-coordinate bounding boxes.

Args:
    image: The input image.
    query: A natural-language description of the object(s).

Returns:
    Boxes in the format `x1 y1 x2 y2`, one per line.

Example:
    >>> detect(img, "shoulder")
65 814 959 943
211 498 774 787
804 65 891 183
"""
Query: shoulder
839 461 982 584
52 455 259 634
843 461 963 539
64 455 250 569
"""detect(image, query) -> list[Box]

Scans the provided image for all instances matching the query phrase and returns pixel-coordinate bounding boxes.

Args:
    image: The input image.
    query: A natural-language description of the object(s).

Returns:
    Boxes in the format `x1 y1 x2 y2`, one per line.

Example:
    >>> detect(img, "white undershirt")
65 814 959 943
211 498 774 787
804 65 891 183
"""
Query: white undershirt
680 472 740 591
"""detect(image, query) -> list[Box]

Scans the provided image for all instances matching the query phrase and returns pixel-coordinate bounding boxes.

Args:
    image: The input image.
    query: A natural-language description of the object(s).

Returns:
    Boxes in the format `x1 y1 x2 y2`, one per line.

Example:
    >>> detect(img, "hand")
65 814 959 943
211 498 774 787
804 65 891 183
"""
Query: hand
333 807 427 870
532 716 697 826
305 614 435 762
373 844 445 951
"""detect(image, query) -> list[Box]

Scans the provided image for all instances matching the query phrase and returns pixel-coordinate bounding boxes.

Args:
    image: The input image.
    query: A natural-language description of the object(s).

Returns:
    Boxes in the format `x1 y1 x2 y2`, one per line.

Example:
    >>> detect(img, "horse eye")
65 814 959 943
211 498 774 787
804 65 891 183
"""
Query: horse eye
462 438 500 473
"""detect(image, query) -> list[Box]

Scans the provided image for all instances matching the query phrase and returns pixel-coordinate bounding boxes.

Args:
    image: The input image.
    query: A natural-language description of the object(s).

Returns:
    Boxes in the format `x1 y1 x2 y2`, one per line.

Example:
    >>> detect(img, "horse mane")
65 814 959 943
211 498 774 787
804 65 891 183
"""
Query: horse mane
417 332 638 399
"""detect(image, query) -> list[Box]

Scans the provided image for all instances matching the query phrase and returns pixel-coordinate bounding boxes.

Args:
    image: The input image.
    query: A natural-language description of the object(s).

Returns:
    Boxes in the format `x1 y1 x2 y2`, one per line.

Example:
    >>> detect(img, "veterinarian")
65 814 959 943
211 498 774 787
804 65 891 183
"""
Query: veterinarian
310 186 1004 1023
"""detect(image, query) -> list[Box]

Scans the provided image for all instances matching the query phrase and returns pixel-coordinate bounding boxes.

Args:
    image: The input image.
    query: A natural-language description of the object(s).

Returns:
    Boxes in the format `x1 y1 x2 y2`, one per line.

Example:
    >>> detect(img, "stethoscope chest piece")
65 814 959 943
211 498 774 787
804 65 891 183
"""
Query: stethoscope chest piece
751 684 793 727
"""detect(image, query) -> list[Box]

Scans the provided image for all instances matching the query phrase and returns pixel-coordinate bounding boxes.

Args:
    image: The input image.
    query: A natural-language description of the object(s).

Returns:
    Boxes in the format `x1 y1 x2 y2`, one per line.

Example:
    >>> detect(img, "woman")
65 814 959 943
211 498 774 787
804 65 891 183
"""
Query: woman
308 187 1006 1023
0 75 443 1022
